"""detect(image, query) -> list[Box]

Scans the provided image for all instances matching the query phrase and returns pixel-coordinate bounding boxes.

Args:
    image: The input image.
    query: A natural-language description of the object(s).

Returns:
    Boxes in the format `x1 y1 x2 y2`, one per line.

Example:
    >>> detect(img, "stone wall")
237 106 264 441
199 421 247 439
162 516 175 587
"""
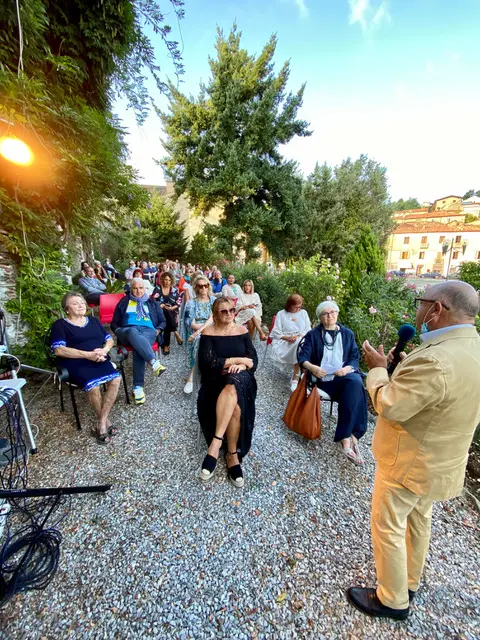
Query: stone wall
0 241 27 348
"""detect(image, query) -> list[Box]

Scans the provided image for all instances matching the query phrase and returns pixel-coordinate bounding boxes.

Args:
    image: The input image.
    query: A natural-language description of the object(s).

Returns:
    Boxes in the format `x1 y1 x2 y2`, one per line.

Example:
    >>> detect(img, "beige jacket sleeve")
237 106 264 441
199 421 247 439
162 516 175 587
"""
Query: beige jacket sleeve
367 353 447 425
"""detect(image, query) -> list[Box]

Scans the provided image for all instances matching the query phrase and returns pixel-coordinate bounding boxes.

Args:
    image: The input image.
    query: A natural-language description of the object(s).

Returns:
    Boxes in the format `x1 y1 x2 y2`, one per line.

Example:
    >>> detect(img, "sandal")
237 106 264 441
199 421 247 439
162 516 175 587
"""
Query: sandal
91 429 112 445
352 440 364 465
108 426 119 437
175 332 184 346
226 451 244 488
199 435 223 482
162 346 170 355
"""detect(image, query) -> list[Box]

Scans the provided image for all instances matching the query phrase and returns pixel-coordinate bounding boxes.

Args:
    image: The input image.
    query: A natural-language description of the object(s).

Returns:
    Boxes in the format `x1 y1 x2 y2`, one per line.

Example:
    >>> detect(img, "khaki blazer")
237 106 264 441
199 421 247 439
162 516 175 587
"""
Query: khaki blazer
367 326 480 500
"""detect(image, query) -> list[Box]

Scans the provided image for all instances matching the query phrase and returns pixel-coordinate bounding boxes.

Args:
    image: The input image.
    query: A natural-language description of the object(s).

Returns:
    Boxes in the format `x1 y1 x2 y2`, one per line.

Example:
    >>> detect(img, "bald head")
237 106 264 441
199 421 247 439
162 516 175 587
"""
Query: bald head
427 281 479 320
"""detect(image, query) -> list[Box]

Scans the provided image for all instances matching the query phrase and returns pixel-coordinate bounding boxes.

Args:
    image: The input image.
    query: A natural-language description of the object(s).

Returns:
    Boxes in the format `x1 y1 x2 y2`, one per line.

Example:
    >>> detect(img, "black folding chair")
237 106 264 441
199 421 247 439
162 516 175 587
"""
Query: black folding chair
44 328 129 430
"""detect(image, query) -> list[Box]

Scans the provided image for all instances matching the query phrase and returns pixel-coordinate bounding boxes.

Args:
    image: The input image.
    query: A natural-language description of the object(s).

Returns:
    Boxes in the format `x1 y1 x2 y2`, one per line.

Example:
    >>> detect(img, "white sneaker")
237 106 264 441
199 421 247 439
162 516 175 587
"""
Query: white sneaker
133 386 145 405
183 380 193 394
290 379 298 392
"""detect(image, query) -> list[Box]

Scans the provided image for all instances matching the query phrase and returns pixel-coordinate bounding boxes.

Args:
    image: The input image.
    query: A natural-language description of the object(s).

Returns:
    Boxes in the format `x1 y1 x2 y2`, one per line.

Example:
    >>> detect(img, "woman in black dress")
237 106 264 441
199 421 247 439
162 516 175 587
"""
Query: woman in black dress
152 272 183 354
197 297 258 488
50 292 121 444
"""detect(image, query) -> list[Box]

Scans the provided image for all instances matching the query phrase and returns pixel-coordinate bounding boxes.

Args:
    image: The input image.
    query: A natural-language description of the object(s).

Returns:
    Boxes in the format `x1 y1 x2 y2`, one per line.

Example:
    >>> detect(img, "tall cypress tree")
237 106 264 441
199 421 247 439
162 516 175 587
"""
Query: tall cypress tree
160 25 311 260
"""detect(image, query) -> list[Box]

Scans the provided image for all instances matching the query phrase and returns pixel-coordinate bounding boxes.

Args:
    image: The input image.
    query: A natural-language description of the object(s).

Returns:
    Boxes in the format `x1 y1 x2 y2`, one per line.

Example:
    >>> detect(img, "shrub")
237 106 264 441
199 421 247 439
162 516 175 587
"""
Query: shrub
343 274 418 370
343 228 385 302
229 263 286 327
458 261 480 290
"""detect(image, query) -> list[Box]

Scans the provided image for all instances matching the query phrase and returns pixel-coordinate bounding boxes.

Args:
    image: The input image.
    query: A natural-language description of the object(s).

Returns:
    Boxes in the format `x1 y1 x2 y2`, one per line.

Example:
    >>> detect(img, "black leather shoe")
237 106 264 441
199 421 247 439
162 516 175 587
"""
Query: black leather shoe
347 587 409 620
408 589 416 602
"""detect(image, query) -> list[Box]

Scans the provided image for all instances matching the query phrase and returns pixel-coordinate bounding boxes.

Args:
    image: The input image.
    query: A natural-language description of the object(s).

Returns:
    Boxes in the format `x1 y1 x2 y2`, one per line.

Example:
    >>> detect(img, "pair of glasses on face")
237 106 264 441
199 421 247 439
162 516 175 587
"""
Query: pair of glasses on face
219 308 236 316
414 298 450 310
197 283 209 289
321 310 337 317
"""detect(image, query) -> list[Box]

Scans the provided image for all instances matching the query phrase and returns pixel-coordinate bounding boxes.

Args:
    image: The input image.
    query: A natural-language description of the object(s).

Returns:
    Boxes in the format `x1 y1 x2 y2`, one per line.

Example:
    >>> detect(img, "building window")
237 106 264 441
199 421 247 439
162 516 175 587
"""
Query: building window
401 251 409 259
404 237 410 245
419 252 425 259
455 235 462 243
421 236 427 244
439 236 445 243
453 251 459 259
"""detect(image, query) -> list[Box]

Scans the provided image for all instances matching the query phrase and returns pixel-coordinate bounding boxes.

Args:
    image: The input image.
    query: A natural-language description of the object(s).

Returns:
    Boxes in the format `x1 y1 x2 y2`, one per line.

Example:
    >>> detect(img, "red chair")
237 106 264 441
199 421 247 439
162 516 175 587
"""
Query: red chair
99 294 160 401
261 314 277 368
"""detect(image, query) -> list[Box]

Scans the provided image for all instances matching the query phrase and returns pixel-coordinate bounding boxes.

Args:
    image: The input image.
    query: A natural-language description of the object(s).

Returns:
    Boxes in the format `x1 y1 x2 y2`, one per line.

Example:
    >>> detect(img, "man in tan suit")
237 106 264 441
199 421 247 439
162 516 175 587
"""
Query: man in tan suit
347 281 480 620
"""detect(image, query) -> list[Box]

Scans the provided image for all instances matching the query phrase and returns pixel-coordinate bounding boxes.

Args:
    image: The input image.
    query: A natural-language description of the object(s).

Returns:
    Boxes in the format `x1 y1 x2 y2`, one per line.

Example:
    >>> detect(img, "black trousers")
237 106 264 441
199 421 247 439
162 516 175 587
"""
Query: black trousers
162 309 178 347
317 373 368 442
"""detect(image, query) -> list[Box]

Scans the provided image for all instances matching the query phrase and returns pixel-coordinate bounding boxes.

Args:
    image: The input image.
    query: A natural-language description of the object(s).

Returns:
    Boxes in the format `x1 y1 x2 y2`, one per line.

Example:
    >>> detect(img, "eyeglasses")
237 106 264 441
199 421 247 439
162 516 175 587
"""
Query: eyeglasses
197 283 209 289
291 305 303 311
320 310 337 317
414 298 450 310
219 308 236 315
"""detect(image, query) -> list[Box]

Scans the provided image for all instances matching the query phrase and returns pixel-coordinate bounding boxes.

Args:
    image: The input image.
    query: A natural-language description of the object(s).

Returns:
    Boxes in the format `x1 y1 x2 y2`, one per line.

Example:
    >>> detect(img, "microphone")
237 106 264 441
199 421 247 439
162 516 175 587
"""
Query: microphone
387 324 416 375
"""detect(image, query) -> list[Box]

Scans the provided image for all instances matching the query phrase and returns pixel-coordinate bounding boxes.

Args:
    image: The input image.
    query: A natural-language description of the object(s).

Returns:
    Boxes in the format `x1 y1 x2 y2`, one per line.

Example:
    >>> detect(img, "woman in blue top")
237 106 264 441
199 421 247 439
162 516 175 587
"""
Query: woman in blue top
183 275 216 394
50 292 121 444
297 299 368 465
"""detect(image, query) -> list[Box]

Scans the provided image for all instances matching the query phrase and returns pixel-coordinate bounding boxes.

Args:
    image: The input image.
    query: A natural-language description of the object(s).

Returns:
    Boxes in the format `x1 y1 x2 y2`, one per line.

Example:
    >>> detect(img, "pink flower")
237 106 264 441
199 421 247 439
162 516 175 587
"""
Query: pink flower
402 314 409 319
257 276 263 281
369 305 377 315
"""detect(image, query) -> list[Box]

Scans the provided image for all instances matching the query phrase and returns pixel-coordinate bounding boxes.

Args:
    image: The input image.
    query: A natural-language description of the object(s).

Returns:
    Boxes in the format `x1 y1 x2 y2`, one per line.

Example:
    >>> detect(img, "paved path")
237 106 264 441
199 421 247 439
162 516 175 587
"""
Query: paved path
2 342 479 639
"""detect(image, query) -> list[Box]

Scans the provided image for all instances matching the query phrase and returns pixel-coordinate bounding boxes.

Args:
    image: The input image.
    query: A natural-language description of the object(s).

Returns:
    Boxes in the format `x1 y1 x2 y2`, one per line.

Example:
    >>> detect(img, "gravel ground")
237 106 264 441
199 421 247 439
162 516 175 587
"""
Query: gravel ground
1 342 479 639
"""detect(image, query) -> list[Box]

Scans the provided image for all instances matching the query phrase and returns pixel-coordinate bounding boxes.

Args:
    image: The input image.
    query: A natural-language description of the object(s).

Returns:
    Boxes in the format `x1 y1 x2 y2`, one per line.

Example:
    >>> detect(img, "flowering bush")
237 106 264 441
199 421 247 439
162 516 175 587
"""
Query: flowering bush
343 274 419 369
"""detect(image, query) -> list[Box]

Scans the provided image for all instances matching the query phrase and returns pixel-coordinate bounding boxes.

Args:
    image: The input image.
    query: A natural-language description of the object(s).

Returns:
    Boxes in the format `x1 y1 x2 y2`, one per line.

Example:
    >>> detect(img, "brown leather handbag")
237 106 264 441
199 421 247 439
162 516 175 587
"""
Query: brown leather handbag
283 373 321 440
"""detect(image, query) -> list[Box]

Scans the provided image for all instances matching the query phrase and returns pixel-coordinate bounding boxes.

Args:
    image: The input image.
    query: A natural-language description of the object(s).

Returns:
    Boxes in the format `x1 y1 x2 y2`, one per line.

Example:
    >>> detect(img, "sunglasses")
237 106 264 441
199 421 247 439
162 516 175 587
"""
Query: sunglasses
219 308 236 315
197 283 209 289
414 298 450 310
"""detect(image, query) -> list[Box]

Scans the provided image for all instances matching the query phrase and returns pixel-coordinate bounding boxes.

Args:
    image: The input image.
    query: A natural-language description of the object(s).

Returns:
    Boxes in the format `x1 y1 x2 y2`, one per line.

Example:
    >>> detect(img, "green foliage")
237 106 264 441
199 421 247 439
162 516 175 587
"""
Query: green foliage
6 252 69 367
343 274 418 370
464 213 478 223
300 156 393 263
185 232 221 266
343 228 386 301
160 25 311 260
463 189 480 200
458 261 480 290
138 194 187 260
390 197 421 211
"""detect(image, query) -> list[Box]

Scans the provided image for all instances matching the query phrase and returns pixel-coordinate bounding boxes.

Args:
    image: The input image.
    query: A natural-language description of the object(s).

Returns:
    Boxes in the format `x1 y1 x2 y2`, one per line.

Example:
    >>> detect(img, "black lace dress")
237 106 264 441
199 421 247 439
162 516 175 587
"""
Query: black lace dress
197 333 258 459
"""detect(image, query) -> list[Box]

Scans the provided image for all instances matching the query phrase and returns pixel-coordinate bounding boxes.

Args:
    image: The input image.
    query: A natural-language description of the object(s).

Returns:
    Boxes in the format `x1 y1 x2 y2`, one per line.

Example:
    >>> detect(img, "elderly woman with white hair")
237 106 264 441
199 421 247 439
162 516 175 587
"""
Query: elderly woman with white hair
297 299 368 465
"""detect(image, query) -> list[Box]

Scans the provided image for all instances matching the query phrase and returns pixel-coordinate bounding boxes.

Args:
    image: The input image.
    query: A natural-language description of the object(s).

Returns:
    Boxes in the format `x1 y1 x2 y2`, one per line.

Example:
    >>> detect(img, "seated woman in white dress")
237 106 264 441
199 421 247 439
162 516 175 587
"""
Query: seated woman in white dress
270 294 311 391
235 279 267 341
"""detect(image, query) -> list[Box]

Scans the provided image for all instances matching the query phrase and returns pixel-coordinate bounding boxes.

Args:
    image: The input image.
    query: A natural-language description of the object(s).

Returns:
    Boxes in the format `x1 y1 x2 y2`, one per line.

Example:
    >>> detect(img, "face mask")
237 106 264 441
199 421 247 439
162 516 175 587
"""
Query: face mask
421 303 436 334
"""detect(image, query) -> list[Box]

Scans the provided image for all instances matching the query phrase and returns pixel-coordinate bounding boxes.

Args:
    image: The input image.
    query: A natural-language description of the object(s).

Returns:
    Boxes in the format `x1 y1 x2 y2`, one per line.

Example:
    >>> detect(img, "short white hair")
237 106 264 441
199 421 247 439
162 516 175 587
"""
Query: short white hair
316 299 339 318
131 277 145 286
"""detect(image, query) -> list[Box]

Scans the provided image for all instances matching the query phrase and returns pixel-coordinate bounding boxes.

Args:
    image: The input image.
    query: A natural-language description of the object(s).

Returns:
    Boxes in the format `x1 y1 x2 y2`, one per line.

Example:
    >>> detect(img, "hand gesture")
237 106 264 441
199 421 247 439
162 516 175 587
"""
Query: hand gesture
311 365 327 379
334 366 353 377
362 341 388 370
228 364 247 374
387 344 407 364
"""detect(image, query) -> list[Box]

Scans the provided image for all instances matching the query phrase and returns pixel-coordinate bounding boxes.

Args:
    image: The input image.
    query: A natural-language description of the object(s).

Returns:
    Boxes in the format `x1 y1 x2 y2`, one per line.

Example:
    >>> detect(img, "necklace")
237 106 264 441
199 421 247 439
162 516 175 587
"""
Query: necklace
321 327 339 350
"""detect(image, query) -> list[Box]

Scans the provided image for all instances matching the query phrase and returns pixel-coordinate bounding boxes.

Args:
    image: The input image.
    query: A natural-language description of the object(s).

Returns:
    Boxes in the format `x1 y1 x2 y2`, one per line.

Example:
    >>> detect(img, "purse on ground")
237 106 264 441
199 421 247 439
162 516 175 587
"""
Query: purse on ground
282 373 321 440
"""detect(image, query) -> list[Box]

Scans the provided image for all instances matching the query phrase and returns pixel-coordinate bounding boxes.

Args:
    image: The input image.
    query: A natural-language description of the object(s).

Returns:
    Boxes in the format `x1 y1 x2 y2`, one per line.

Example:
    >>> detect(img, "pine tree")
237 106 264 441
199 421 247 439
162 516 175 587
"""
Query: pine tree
138 194 187 260
160 25 311 260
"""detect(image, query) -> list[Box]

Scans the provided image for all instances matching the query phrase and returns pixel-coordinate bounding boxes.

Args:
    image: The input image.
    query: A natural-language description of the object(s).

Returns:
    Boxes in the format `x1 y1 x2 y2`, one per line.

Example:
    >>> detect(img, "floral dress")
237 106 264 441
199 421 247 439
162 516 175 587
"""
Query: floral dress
184 296 216 368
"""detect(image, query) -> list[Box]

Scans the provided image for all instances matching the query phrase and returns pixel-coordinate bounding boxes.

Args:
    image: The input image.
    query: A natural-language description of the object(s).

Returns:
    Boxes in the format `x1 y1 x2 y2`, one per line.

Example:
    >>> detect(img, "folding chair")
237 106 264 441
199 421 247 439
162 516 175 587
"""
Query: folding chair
261 314 277 368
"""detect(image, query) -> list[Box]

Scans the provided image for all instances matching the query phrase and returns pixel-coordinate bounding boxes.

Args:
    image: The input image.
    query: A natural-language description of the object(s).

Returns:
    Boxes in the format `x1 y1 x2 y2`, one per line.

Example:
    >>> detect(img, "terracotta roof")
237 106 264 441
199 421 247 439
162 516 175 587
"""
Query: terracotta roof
400 210 465 220
393 222 480 234
433 195 462 202
393 208 429 216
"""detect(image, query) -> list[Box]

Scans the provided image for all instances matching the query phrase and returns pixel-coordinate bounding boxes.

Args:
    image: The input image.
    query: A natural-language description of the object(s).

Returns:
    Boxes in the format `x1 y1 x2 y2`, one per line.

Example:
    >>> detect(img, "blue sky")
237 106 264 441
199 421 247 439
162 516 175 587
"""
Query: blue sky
115 0 480 202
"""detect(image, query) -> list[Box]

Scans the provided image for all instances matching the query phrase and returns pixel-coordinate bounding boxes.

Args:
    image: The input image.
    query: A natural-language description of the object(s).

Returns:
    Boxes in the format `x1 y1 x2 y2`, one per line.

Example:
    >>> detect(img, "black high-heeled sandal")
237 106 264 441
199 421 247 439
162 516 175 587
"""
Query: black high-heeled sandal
226 451 244 488
199 435 223 482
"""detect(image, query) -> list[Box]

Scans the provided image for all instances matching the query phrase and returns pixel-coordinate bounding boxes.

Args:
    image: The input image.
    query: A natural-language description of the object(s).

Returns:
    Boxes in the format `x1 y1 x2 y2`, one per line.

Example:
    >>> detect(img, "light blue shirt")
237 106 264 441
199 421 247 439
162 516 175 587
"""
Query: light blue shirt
420 324 474 343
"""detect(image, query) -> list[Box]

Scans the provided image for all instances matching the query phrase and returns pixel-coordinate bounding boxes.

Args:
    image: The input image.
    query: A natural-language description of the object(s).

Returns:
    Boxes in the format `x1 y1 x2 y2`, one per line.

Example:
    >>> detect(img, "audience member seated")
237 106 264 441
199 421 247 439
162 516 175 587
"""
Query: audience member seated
297 299 368 465
111 278 166 405
80 261 90 277
236 279 267 341
210 269 227 295
125 268 153 295
79 266 107 305
152 272 183 354
93 260 108 282
125 260 136 281
197 297 258 488
104 258 120 279
221 274 243 301
178 266 194 296
270 294 311 391
183 276 216 394
50 293 121 444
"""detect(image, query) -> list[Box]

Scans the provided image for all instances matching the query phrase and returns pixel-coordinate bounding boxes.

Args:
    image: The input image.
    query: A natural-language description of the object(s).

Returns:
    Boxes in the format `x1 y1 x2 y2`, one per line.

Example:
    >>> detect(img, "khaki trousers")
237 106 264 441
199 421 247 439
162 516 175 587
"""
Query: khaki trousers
371 467 434 609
